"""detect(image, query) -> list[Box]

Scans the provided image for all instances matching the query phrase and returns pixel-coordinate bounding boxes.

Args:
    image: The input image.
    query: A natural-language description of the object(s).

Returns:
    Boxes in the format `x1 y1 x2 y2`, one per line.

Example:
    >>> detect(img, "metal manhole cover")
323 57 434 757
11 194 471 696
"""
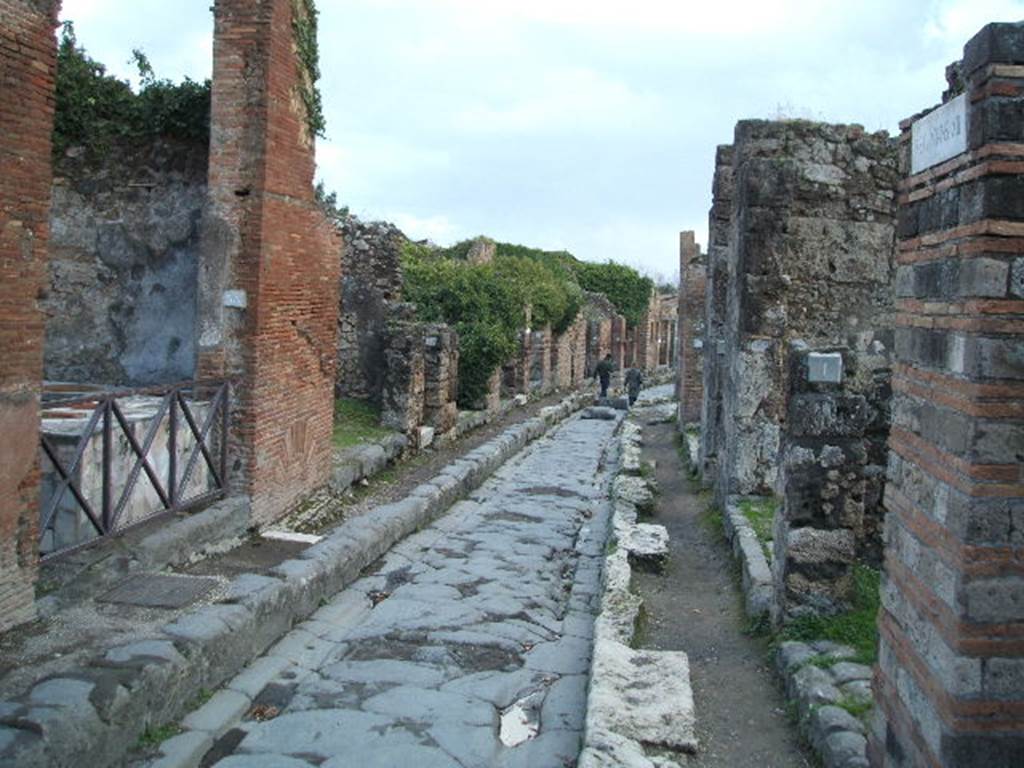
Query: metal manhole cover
97 573 220 608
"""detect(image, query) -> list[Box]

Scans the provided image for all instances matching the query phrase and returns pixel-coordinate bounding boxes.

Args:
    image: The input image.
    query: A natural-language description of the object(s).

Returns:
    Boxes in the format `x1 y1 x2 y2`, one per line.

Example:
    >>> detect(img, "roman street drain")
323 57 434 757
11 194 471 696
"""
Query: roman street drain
96 573 222 609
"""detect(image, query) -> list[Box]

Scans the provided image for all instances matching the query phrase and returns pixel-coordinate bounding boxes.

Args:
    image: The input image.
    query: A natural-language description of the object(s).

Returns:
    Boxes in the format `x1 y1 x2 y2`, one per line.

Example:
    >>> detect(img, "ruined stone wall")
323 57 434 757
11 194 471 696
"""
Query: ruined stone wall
380 318 425 440
872 23 1024 767
677 232 705 423
422 323 458 436
196 0 341 525
0 0 59 633
718 120 897 503
551 315 588 390
44 139 206 385
336 215 405 403
527 326 553 393
582 292 625 383
700 145 733 481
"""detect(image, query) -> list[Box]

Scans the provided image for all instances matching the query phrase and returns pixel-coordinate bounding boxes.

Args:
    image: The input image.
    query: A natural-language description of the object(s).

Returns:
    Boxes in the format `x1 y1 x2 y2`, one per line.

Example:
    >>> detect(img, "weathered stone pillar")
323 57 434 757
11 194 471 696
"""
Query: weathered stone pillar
677 232 705 423
422 324 458 436
717 120 896 507
872 22 1024 767
197 0 341 524
0 0 59 633
700 146 734 480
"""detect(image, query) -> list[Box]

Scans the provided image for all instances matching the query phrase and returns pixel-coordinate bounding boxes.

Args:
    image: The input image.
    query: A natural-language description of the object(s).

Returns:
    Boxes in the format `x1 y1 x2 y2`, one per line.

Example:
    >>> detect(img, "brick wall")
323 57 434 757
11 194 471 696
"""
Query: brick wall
551 316 587 390
196 0 340 525
0 0 59 633
677 231 705 423
871 22 1024 767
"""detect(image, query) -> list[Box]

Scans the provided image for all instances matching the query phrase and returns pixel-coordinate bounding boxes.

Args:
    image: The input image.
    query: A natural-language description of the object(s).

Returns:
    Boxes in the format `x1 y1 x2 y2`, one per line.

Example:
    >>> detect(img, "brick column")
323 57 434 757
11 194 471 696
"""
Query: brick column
197 0 341 525
0 0 59 632
677 231 705 423
872 22 1024 767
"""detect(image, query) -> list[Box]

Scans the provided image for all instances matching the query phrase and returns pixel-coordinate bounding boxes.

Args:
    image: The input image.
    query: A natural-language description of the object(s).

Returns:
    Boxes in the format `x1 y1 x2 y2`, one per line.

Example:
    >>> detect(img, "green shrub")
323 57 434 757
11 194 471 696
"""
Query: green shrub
573 260 654 326
53 22 210 161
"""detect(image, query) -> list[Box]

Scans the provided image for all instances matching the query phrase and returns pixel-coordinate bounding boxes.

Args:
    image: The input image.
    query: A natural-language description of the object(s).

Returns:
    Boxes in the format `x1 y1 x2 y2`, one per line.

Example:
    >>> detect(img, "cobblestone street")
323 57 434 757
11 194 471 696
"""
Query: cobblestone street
164 413 620 768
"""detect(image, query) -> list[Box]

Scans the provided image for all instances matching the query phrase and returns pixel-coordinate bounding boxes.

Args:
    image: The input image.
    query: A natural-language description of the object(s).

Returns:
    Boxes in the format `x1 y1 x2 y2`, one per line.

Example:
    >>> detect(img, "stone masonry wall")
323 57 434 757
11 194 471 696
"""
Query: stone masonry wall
0 0 59 633
718 120 897 505
422 323 458 436
677 231 705 423
700 145 733 482
45 138 206 385
871 23 1024 767
552 315 588 390
336 215 405 403
196 0 340 525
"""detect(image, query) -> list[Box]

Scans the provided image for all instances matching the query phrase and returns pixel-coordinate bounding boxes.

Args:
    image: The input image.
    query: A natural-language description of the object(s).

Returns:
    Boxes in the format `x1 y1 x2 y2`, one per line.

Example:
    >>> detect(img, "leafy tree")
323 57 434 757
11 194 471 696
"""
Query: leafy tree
53 22 210 161
573 261 655 326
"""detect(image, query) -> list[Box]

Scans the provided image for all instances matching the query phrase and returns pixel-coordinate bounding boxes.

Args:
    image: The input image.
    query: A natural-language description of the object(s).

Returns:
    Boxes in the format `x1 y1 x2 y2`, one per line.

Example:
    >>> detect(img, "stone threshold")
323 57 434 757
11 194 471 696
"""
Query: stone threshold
722 494 776 621
0 394 591 768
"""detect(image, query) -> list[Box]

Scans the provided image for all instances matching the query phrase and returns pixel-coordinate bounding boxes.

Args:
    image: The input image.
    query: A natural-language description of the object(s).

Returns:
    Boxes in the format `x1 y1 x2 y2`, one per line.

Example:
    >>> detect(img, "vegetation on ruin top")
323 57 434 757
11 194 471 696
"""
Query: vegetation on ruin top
333 399 394 449
53 22 210 162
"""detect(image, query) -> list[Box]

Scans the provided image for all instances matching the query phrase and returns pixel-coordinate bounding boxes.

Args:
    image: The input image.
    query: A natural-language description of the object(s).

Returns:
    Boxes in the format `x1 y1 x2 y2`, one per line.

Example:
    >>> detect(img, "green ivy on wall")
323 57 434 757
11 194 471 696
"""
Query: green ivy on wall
292 0 326 139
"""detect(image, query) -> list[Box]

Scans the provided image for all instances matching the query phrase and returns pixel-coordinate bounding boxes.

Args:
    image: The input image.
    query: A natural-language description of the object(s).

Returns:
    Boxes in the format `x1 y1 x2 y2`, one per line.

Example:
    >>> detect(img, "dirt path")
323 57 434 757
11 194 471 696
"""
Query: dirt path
631 420 811 768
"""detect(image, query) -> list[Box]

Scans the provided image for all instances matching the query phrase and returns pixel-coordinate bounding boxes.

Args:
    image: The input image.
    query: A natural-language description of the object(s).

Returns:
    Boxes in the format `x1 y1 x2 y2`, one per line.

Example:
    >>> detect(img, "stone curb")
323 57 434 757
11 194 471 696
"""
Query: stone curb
579 408 696 768
775 641 872 768
0 392 592 768
722 495 775 621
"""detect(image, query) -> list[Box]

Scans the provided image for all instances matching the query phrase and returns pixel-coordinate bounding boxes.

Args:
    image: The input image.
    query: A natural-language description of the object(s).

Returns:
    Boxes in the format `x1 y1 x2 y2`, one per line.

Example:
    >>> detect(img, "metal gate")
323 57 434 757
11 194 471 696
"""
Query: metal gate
38 380 230 560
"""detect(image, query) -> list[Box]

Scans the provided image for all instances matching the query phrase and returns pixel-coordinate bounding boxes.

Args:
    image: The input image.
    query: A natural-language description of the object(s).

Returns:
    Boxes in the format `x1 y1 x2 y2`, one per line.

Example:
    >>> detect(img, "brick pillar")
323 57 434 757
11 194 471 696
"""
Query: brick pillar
872 22 1024 767
0 0 59 632
677 232 706 423
197 0 341 525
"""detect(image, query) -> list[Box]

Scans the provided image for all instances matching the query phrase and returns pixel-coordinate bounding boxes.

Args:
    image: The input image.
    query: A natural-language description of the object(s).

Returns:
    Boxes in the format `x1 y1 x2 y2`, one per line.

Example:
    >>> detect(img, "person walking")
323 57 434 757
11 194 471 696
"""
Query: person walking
594 353 615 398
625 366 643 406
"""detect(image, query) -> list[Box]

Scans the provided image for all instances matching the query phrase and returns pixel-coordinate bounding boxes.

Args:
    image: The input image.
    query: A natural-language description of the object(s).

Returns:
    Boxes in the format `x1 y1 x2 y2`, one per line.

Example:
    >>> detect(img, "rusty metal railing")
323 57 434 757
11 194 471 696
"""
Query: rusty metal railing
38 380 230 560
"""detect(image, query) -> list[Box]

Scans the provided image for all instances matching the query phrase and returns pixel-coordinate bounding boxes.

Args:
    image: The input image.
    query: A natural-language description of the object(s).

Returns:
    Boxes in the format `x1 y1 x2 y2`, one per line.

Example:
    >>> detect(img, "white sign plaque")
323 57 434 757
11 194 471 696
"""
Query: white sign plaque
911 94 967 174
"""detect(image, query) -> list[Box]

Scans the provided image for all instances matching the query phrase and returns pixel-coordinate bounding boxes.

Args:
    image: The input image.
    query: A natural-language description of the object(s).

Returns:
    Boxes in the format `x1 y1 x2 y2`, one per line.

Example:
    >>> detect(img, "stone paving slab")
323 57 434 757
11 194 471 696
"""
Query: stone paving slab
0 394 593 768
149 412 622 768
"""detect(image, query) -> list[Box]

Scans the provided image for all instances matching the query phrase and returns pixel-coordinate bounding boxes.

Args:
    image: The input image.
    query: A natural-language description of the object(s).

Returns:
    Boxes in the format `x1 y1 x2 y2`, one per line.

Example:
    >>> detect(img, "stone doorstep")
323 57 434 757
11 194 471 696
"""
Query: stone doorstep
723 495 775 622
0 392 591 768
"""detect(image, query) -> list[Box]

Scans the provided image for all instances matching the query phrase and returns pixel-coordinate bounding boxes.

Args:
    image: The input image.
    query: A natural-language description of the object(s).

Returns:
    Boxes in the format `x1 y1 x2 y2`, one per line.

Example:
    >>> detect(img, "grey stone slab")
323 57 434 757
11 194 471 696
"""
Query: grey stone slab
28 678 95 708
265 630 336 669
150 729 214 768
427 722 501 768
320 659 448 688
236 710 417 759
362 686 495 727
524 638 592 675
541 674 588 732
322 745 461 768
104 639 187 666
97 574 220 608
227 656 295 699
181 689 251 736
216 755 316 768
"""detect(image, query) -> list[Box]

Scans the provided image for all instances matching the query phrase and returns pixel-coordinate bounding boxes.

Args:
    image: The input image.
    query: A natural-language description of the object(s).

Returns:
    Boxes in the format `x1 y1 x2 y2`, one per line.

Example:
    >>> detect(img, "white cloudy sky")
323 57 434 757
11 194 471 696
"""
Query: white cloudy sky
61 0 1023 281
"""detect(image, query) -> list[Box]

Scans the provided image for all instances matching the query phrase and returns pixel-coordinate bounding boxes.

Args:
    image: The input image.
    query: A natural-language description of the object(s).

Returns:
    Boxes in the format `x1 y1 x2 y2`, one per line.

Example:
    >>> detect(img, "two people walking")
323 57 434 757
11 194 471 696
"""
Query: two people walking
593 353 644 406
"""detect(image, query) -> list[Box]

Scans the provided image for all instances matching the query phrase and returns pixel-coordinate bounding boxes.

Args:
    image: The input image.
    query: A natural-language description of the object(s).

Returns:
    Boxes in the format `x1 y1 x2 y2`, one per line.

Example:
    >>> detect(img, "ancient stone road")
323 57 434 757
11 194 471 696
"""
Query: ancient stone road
181 413 620 768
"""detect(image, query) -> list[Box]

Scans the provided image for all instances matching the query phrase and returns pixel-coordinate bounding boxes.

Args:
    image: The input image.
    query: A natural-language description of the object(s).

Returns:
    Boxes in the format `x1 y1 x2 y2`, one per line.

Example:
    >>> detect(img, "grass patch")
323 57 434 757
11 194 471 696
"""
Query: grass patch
333 398 392 449
738 498 776 545
779 565 881 665
136 722 183 749
701 505 724 539
837 694 874 721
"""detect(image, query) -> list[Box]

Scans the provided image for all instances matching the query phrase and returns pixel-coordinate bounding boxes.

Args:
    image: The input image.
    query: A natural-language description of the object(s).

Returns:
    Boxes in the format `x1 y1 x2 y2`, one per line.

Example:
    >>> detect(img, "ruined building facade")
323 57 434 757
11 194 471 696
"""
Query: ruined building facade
678 20 1024 767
